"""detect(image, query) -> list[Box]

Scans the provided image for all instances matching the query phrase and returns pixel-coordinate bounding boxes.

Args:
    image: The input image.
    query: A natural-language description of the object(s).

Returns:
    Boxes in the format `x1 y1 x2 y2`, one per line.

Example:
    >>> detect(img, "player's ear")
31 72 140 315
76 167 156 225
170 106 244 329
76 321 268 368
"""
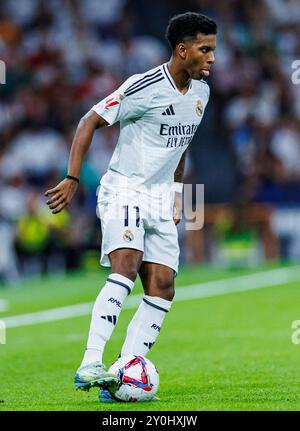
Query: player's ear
177 43 187 60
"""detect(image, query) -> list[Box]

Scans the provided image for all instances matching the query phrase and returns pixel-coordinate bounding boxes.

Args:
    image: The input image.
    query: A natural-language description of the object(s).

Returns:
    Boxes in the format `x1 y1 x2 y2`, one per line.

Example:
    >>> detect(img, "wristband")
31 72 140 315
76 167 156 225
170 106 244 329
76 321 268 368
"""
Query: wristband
173 182 183 193
66 175 80 184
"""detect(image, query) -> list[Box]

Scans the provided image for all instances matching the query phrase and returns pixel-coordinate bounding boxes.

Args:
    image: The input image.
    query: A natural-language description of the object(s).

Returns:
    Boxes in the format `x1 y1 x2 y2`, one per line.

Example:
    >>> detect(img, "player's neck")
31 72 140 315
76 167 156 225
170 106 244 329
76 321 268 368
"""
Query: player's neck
166 59 191 94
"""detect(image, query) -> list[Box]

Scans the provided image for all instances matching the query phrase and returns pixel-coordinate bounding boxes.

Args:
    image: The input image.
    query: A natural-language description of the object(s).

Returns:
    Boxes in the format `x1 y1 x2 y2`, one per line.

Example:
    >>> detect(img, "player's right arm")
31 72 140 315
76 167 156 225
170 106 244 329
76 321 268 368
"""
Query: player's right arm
45 73 150 214
45 111 108 214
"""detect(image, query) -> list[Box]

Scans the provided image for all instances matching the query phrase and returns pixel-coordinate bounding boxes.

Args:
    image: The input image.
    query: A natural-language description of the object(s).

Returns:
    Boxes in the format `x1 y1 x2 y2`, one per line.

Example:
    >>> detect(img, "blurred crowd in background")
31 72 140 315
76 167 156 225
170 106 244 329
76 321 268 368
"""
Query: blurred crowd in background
0 0 300 284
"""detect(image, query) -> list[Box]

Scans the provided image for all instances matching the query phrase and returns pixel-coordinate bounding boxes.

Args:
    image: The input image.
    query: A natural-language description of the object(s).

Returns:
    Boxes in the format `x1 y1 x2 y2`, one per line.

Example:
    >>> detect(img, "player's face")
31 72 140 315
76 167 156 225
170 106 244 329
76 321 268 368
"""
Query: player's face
183 33 216 80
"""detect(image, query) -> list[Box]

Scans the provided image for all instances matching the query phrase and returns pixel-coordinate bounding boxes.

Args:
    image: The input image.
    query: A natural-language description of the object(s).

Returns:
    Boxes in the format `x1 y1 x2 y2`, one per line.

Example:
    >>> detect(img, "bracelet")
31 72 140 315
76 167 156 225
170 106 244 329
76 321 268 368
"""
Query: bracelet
173 182 183 193
66 174 80 184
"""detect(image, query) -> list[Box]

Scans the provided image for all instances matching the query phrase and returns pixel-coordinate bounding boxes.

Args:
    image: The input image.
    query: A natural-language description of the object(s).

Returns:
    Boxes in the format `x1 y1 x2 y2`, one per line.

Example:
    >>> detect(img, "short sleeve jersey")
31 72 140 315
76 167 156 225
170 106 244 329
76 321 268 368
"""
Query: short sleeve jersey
92 63 210 191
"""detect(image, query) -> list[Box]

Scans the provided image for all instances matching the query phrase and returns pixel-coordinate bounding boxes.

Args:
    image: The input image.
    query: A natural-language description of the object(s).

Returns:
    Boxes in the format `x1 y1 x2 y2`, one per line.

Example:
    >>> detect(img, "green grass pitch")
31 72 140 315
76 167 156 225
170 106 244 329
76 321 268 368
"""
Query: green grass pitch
0 264 299 411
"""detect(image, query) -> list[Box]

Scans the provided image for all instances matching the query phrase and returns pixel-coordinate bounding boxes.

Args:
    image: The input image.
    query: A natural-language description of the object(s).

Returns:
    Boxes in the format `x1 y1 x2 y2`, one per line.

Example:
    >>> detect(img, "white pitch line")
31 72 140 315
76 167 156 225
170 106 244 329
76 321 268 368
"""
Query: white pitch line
2 266 300 329
2 303 93 329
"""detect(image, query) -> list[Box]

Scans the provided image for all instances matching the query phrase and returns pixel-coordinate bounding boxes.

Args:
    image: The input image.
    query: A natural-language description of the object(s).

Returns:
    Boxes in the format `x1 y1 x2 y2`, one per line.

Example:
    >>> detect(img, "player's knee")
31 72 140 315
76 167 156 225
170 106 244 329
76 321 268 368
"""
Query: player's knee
124 266 139 282
113 266 138 282
111 258 139 281
155 278 175 301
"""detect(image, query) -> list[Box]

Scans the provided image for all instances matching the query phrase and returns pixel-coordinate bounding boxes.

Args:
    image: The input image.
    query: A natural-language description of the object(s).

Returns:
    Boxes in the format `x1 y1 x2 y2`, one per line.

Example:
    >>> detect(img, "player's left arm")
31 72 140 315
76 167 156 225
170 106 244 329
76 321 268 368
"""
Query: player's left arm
173 150 187 225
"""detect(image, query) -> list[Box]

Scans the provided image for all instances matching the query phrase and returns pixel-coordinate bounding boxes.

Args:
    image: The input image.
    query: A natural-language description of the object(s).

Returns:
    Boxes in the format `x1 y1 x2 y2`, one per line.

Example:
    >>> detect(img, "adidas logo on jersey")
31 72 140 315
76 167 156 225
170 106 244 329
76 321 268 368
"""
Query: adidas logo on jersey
143 342 155 349
162 105 175 116
101 315 117 325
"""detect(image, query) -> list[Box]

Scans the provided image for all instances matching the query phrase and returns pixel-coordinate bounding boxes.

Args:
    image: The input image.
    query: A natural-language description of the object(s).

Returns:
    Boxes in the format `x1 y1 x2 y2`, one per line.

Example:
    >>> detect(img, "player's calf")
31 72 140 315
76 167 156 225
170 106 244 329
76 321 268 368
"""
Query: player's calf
141 263 175 301
78 273 135 379
120 294 173 357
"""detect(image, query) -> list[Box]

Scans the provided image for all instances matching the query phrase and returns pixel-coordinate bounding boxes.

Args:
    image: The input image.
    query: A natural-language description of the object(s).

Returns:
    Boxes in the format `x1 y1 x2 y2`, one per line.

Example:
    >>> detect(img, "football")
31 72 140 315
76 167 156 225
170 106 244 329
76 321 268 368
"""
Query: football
108 354 159 402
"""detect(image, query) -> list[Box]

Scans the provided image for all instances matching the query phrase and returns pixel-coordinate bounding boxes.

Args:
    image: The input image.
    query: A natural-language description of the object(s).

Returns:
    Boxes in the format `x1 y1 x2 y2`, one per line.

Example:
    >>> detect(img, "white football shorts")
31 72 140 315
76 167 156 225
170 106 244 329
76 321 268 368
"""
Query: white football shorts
97 185 179 276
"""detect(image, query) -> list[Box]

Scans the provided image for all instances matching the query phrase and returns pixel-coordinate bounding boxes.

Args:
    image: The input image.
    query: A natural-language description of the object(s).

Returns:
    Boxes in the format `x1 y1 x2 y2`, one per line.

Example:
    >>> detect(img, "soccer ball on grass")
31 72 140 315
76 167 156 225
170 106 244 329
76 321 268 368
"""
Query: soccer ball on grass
108 354 159 402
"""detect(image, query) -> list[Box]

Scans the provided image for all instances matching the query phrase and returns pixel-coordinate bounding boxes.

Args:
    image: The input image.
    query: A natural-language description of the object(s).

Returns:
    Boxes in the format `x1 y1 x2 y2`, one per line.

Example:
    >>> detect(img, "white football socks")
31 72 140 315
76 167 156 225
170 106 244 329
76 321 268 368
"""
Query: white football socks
80 273 134 367
121 294 173 357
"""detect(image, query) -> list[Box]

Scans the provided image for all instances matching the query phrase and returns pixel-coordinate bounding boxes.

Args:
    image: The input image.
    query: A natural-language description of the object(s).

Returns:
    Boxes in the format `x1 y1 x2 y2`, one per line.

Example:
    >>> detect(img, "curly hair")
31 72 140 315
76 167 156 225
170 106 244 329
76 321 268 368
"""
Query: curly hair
166 12 217 50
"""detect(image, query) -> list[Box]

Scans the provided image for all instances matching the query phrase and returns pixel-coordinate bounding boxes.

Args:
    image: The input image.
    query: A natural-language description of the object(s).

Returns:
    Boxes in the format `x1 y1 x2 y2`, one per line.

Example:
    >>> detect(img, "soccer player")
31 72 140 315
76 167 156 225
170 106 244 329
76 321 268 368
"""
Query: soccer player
45 12 217 401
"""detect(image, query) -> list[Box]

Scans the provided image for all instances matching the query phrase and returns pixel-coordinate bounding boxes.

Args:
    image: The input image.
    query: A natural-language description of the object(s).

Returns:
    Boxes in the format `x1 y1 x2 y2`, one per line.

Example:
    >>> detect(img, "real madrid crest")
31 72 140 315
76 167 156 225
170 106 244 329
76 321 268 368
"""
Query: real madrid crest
195 99 203 117
123 229 134 242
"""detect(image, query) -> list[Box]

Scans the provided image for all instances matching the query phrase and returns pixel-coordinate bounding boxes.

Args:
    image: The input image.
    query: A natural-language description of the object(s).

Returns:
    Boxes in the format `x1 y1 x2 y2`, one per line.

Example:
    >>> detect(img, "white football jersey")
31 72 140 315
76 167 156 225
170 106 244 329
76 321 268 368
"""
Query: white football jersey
92 63 210 193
